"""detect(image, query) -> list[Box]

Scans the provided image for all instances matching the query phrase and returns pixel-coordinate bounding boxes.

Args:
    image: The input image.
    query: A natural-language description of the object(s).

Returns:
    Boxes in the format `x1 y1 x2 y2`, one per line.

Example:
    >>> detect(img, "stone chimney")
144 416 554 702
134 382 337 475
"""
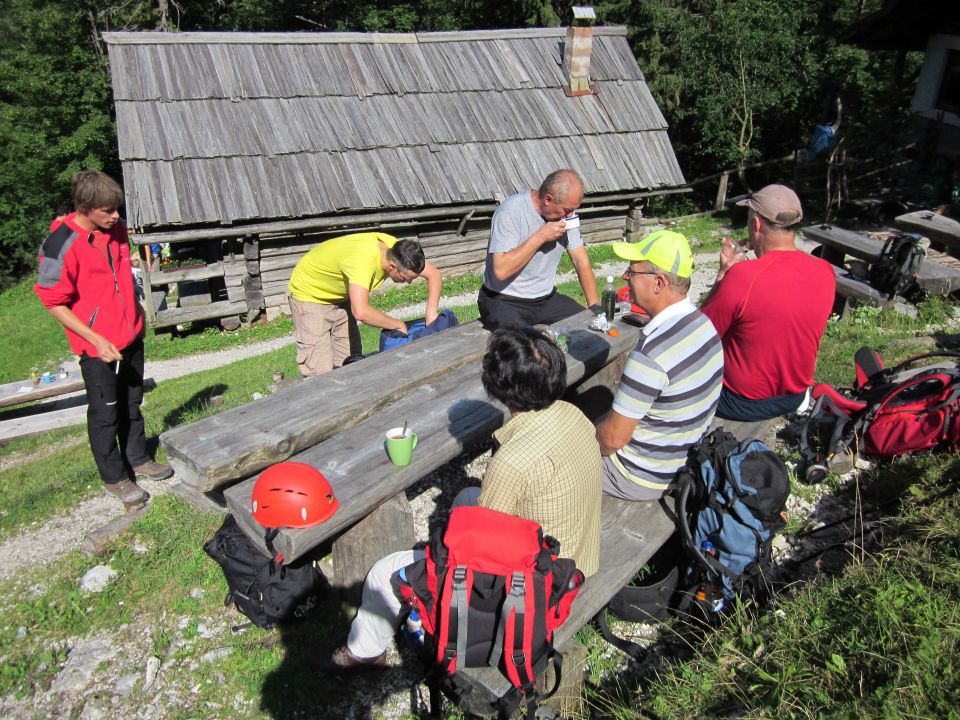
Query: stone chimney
563 6 596 97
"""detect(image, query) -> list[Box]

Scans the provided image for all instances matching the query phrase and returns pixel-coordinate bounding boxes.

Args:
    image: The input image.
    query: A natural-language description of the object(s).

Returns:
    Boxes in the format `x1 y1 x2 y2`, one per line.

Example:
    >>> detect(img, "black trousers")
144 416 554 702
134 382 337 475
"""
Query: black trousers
79 338 151 485
477 286 584 331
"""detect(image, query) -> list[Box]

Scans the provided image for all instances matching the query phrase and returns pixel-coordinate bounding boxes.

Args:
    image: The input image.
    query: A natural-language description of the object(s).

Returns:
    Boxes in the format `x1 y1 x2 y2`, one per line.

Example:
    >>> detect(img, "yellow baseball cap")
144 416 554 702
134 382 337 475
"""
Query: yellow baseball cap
612 230 694 278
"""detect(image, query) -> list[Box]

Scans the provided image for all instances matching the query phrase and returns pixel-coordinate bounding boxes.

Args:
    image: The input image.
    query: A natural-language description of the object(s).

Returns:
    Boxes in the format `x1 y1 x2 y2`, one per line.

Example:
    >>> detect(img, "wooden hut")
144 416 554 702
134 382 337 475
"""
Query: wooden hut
102 26 685 329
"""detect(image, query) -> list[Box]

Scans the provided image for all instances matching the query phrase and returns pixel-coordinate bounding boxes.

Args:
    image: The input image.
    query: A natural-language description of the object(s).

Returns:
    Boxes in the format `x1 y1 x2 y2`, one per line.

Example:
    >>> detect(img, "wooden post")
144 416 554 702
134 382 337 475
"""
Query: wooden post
332 492 415 606
715 172 730 211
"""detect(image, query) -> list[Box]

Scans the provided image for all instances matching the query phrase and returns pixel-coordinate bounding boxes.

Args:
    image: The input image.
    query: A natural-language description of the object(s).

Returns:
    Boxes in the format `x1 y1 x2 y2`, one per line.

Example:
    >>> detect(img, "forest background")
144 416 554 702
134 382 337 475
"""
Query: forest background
0 0 924 290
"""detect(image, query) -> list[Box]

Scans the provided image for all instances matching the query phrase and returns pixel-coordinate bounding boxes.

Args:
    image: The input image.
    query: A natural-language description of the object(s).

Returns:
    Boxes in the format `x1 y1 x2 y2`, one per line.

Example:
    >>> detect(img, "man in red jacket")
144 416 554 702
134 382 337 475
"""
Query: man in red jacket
34 171 172 507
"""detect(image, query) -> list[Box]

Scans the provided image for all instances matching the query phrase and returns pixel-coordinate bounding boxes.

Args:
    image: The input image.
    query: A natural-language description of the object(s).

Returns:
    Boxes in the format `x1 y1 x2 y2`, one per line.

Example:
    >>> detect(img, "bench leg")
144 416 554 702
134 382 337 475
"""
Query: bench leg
541 639 588 719
331 492 415 605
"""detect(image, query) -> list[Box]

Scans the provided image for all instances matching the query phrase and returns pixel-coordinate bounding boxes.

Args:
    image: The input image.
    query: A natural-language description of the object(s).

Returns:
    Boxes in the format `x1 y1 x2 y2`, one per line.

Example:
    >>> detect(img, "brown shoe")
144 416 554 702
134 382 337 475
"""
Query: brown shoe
104 479 150 506
133 460 174 481
315 645 387 674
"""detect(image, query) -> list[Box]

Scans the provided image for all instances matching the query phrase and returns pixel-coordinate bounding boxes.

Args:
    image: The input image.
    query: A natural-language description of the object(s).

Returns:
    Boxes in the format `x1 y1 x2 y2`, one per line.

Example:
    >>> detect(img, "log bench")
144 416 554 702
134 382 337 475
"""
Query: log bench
801 224 960 316
221 311 641 597
450 496 676 718
895 210 960 257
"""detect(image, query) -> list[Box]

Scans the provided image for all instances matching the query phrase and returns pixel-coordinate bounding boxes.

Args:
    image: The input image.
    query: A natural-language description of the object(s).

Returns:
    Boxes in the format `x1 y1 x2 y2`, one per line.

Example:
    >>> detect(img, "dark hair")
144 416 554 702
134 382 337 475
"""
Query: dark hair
482 328 567 412
387 239 426 274
71 170 124 213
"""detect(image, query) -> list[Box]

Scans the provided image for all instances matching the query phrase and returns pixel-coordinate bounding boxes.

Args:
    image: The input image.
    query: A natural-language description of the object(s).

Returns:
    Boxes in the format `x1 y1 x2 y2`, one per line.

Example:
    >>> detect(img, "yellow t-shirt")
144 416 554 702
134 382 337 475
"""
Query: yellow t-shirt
288 233 397 304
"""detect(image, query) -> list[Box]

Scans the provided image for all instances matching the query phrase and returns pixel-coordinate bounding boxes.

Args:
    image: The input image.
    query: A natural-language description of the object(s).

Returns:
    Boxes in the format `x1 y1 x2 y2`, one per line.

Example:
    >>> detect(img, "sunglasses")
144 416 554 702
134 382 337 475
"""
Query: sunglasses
623 269 660 279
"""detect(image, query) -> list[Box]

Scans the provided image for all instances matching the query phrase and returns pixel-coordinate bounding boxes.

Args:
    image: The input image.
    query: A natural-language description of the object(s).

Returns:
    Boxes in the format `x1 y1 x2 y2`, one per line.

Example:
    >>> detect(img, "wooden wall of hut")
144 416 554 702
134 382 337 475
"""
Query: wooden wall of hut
256 208 629 320
137 204 636 329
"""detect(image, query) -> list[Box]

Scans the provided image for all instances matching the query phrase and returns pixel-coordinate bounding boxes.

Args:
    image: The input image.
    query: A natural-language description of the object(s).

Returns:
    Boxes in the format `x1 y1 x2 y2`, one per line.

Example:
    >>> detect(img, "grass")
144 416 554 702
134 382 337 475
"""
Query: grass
630 453 960 719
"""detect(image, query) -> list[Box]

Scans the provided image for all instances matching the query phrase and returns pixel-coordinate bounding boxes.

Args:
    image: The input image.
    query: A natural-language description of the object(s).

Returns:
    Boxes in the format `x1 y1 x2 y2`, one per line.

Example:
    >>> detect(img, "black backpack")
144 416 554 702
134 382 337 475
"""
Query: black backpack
868 233 925 299
203 515 326 630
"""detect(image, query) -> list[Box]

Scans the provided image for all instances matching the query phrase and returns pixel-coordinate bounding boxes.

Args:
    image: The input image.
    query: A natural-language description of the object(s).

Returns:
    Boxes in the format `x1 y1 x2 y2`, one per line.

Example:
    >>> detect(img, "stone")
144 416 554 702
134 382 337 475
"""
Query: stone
114 673 139 697
189 588 203 600
892 302 919 318
199 647 233 664
78 699 108 720
79 565 117 593
143 656 161 689
50 635 117 695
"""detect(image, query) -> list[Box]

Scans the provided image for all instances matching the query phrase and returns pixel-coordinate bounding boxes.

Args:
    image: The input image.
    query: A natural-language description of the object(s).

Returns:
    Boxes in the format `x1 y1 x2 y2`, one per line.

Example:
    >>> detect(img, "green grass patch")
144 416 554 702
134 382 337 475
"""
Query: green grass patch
0 275 72 382
637 454 960 719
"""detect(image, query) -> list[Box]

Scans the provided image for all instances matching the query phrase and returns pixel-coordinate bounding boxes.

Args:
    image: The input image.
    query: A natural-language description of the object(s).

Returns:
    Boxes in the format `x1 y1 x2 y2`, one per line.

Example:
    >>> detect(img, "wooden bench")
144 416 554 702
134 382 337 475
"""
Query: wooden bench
801 224 960 316
895 210 960 257
220 311 641 596
451 497 676 718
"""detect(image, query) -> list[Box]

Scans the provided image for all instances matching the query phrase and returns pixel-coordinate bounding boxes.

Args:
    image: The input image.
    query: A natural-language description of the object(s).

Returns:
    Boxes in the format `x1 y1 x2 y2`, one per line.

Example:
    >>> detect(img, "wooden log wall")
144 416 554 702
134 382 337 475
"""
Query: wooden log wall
256 209 629 319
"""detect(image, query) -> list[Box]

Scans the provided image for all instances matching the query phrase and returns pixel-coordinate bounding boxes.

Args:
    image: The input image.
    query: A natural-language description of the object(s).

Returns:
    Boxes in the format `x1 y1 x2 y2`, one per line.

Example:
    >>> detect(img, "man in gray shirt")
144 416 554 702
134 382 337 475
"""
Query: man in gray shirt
478 169 600 330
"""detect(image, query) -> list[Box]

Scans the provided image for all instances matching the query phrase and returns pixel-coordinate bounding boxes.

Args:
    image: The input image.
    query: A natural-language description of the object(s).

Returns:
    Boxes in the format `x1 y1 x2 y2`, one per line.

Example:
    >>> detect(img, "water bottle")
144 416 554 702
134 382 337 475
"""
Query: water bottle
701 541 725 612
404 608 424 648
602 276 617 321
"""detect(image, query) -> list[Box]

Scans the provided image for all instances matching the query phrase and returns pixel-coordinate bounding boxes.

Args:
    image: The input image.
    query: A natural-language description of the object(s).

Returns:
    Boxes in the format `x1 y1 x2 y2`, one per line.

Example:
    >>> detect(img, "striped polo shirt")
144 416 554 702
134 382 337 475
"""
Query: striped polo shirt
609 299 723 499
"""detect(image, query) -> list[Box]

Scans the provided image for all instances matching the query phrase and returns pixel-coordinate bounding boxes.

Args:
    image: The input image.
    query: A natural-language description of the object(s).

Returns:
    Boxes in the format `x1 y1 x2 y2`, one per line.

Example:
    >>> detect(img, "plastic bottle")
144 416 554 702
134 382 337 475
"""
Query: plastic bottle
701 541 725 612
404 608 424 647
602 276 617 321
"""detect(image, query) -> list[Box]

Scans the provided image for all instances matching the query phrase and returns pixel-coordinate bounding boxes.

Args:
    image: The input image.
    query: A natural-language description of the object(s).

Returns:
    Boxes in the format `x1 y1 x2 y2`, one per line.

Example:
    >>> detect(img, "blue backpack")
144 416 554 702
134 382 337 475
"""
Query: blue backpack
674 429 790 615
378 309 459 352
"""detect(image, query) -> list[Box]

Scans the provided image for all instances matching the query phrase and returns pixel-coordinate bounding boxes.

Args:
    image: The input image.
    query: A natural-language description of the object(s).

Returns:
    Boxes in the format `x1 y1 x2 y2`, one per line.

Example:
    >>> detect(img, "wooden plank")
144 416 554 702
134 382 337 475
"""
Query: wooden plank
223 312 641 562
153 300 248 328
163 319 495 492
802 225 960 295
0 378 85 410
895 210 960 252
150 262 224 284
833 267 891 305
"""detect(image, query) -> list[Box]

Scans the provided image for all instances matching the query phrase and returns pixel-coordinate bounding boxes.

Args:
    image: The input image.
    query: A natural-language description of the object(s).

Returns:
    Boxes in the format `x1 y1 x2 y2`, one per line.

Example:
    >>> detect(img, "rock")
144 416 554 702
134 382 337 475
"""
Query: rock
78 699 108 720
16 626 26 639
143 656 161 689
196 622 216 639
892 302 919 318
79 565 117 593
189 587 203 600
114 673 139 697
132 541 149 554
50 635 117 695
251 392 264 400
200 647 233 664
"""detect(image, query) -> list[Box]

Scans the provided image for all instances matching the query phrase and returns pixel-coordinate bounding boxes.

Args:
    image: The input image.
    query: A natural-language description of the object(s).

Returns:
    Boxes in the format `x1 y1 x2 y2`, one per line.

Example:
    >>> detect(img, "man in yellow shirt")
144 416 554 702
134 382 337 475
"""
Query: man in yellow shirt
288 232 442 377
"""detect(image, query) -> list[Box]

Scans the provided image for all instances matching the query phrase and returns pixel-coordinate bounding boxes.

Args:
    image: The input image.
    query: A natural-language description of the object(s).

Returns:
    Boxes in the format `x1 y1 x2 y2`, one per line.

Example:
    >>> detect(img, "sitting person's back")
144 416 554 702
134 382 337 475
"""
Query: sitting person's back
702 185 835 430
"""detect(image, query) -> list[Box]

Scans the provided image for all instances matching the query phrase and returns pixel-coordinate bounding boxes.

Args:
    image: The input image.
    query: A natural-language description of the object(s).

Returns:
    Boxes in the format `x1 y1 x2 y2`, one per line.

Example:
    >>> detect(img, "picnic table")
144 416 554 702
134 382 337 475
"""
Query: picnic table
895 210 960 256
0 370 83 410
165 308 679 716
800 224 960 316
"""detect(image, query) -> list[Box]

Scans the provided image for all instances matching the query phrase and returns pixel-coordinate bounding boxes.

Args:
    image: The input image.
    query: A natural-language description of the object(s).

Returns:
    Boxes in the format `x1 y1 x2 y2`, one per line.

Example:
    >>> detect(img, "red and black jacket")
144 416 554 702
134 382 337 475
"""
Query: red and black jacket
34 213 144 357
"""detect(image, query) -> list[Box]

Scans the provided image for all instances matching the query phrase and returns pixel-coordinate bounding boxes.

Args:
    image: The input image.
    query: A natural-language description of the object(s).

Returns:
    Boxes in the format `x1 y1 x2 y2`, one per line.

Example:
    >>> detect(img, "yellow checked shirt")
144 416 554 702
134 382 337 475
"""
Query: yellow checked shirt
478 400 602 576
288 232 397 304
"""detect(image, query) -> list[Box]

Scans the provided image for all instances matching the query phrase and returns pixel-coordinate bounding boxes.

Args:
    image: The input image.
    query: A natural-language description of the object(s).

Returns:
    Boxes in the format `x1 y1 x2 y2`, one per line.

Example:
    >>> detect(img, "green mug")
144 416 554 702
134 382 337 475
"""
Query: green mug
385 427 418 466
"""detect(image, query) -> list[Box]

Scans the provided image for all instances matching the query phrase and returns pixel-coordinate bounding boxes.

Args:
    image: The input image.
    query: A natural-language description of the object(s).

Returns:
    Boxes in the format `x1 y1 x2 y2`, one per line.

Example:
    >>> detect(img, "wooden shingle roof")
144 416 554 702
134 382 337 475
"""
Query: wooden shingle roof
103 28 684 230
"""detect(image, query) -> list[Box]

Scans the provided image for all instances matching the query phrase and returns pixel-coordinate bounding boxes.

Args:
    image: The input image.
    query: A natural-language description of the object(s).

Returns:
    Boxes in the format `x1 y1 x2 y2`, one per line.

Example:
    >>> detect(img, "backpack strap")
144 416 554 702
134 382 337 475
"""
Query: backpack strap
441 565 470 674
593 610 646 660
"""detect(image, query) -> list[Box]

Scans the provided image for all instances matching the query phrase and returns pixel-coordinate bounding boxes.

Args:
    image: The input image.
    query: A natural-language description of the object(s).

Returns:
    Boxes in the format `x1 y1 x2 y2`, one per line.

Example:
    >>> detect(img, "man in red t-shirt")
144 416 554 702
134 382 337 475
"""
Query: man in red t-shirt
701 185 835 431
34 171 173 507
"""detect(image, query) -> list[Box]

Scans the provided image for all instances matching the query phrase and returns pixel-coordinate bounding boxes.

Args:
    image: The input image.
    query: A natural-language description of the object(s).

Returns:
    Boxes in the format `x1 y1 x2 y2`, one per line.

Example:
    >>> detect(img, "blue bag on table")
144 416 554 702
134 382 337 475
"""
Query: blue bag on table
379 309 459 352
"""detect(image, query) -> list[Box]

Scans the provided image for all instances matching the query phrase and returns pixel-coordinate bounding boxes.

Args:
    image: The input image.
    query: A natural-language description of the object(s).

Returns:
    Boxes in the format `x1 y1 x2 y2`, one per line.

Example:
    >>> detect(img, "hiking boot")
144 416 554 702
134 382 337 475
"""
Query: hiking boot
133 460 174 481
313 645 387 674
104 479 150 506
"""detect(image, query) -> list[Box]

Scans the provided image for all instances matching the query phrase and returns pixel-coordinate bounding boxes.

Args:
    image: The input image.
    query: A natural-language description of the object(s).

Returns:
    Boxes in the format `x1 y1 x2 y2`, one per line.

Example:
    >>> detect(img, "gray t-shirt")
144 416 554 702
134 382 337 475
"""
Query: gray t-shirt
482 190 583 299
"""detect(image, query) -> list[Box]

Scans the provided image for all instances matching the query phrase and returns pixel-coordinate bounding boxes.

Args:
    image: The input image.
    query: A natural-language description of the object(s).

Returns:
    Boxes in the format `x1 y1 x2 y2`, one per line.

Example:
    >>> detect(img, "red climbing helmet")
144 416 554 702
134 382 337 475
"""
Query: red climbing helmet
251 462 339 528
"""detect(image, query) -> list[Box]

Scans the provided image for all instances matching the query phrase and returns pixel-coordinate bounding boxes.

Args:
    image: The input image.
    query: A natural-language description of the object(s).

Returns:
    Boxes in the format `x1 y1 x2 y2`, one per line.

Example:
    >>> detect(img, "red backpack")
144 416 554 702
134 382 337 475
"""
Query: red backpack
800 349 960 479
397 505 584 719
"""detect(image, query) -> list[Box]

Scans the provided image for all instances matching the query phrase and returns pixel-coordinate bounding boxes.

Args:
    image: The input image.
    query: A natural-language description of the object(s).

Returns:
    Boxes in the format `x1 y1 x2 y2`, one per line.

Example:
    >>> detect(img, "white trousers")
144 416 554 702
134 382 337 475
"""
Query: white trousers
345 486 481 659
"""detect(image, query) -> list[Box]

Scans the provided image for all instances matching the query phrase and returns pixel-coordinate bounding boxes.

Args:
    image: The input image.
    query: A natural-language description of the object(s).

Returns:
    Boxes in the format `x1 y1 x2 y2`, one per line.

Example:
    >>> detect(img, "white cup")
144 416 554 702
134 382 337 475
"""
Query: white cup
564 214 581 231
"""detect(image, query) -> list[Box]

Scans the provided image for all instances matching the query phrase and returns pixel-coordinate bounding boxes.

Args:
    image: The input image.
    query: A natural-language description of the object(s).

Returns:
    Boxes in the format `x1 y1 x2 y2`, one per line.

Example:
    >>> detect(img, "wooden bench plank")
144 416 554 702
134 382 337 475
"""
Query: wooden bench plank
223 313 642 564
0 378 85 410
161 320 492 491
832 267 892 305
895 210 960 254
802 224 960 295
